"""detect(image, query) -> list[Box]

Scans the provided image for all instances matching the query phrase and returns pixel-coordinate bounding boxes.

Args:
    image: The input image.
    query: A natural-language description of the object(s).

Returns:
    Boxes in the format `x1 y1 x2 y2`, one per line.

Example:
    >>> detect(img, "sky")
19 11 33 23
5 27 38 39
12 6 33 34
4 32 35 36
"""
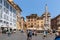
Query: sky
14 0 60 19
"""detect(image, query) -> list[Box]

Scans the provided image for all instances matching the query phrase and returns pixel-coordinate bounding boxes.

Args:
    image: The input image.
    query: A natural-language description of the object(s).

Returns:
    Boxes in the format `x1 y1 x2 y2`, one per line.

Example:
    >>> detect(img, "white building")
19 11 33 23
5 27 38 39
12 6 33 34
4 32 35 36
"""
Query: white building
0 0 21 30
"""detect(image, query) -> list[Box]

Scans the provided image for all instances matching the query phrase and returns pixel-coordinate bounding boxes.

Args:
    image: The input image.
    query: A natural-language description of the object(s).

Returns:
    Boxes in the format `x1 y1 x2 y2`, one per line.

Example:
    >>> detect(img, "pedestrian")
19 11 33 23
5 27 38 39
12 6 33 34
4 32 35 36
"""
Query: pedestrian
27 30 32 40
43 31 46 37
27 31 29 40
7 30 11 37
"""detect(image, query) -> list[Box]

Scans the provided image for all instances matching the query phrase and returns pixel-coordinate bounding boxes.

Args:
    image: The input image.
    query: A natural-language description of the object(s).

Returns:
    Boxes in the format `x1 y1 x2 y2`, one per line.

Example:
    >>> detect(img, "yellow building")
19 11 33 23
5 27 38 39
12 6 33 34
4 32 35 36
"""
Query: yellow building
36 17 44 30
16 7 22 30
26 14 37 30
20 17 25 30
26 14 44 30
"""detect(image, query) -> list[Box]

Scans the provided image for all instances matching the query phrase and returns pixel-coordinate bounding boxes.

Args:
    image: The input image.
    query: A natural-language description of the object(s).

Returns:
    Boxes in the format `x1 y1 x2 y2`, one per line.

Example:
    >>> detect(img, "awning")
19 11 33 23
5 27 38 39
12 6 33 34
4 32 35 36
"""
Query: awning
12 27 17 29
1 25 7 28
27 28 36 30
37 28 44 30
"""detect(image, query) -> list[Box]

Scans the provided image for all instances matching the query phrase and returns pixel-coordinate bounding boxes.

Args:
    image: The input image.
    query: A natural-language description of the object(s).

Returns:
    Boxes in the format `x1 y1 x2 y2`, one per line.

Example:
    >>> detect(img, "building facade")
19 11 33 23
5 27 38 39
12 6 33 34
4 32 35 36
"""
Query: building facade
36 17 44 30
26 4 51 31
20 17 25 30
26 14 37 30
16 7 22 30
0 0 22 31
51 15 60 30
26 14 44 30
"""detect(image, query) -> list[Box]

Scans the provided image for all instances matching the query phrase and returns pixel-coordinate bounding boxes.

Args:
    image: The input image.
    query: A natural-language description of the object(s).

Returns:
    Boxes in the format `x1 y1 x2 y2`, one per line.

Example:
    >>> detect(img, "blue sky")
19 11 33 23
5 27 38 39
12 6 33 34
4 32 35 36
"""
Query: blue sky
14 0 60 19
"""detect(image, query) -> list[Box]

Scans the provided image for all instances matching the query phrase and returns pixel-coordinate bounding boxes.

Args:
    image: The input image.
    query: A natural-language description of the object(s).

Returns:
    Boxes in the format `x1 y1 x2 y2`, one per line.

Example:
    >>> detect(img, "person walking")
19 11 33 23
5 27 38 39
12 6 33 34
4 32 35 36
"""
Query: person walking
43 31 46 37
27 30 32 40
7 29 12 37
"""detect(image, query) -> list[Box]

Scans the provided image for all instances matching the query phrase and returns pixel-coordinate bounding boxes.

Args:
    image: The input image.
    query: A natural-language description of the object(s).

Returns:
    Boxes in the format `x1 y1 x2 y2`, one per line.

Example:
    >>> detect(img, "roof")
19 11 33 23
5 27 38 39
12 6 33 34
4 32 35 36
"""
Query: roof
37 17 43 20
51 14 60 20
7 0 22 12
26 14 38 18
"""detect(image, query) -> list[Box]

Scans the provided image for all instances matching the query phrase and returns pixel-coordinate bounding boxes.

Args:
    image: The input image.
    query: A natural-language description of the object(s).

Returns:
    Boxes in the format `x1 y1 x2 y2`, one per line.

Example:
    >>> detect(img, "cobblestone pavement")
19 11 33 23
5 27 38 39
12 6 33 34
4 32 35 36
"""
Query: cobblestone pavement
0 31 56 40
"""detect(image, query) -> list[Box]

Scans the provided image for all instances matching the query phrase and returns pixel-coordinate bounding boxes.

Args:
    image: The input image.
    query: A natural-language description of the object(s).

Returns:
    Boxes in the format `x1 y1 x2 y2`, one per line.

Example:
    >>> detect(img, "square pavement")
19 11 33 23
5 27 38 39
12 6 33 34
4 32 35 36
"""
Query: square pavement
0 31 56 40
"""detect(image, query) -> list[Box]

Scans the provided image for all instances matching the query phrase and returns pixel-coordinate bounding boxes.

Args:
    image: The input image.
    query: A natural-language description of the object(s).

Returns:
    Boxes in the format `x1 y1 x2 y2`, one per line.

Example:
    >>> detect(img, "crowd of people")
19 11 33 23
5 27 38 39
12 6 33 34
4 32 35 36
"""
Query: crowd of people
26 29 60 40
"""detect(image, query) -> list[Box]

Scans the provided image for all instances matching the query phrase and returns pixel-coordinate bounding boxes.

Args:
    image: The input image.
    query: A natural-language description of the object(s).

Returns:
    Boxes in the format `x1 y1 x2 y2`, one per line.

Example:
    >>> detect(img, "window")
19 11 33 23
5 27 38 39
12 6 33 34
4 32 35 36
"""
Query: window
13 19 16 23
13 13 16 18
4 21 6 23
14 24 16 26
41 21 43 23
6 16 9 20
10 18 12 22
37 22 39 23
0 20 2 22
4 8 6 12
0 0 2 4
4 0 9 9
6 22 9 24
10 23 12 25
38 25 39 27
4 14 6 19
10 13 12 16
13 8 16 14
10 6 12 12
31 25 33 27
4 15 9 20
31 23 33 25
0 5 2 10
4 8 9 14
6 10 9 14
0 10 2 18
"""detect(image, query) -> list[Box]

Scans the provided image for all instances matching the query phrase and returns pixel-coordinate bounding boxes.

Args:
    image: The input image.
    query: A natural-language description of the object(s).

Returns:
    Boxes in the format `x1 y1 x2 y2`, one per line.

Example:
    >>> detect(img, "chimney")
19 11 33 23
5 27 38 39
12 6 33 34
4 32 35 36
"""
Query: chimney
9 0 13 2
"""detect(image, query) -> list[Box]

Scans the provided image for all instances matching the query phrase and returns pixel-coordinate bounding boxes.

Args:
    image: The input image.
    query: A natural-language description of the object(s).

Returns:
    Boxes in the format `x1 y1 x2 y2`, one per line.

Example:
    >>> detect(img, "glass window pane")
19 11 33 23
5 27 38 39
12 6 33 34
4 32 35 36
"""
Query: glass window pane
4 8 9 14
4 0 9 9
0 0 2 4
0 10 2 18
0 20 2 22
0 5 2 10
13 8 16 14
4 14 6 19
10 6 12 12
